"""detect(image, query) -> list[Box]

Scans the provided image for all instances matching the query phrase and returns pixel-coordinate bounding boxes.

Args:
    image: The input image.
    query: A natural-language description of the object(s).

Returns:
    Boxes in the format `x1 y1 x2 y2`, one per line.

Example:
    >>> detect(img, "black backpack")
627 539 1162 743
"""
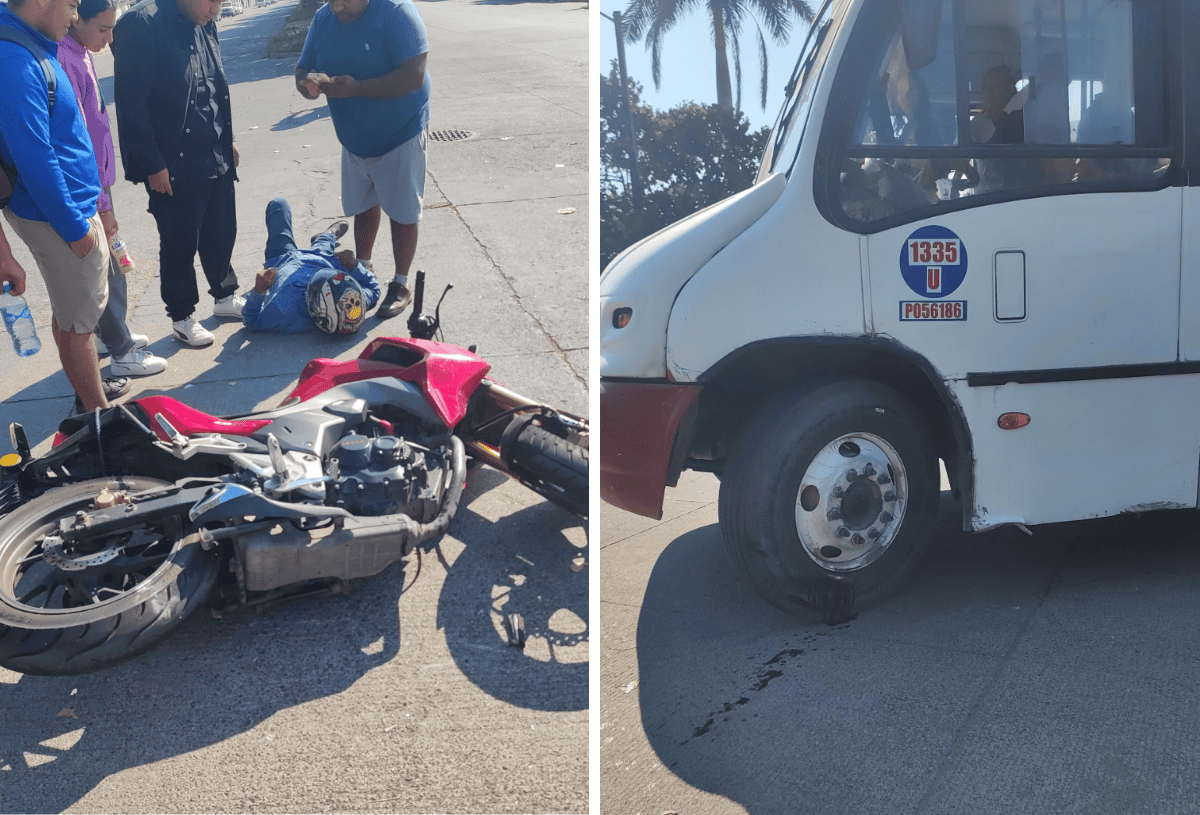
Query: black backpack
0 25 57 209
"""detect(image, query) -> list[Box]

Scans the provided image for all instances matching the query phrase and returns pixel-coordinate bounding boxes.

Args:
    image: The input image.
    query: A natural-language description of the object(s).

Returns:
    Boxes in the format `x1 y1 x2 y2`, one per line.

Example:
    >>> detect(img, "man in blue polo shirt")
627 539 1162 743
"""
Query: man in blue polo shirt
0 0 129 412
293 0 430 321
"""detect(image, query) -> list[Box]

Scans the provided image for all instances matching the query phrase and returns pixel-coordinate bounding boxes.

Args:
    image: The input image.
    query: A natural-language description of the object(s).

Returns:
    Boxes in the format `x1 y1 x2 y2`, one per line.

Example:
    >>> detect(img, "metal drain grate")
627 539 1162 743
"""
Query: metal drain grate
429 129 478 143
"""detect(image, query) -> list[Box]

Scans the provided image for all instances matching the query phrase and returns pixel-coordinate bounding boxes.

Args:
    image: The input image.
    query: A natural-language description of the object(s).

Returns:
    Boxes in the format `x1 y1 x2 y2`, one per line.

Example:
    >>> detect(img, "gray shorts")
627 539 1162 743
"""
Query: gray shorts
3 209 109 334
341 130 427 225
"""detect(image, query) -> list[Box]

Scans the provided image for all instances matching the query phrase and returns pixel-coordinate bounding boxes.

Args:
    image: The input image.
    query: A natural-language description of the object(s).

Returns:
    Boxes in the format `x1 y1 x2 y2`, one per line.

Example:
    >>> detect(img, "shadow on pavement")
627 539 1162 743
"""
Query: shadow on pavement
273 105 331 131
631 500 1200 813
436 467 588 712
0 562 403 814
0 451 585 813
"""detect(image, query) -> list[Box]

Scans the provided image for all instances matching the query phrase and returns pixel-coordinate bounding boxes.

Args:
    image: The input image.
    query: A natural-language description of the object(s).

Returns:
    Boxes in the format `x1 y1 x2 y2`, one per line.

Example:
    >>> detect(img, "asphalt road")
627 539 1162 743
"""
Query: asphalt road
0 0 589 812
602 471 1200 815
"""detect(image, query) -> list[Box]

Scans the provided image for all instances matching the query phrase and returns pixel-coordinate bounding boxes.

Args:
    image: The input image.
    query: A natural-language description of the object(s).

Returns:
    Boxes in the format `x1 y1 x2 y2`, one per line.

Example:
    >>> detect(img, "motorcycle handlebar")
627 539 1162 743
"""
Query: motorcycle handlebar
412 269 426 316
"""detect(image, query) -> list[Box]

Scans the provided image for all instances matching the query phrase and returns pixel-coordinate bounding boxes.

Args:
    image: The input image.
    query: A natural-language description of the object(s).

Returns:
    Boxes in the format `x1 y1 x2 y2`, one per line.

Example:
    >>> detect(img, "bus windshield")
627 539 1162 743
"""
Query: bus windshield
758 0 848 180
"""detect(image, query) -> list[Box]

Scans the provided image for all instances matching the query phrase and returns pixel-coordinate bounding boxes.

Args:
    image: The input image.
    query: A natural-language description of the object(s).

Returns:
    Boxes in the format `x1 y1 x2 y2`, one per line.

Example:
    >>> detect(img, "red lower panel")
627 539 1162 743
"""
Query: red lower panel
600 379 702 520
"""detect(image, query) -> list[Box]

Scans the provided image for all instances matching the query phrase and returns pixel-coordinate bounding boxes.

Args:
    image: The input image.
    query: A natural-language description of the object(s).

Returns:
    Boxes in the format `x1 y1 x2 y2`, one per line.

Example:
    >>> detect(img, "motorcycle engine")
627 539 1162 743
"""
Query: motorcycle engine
326 433 447 521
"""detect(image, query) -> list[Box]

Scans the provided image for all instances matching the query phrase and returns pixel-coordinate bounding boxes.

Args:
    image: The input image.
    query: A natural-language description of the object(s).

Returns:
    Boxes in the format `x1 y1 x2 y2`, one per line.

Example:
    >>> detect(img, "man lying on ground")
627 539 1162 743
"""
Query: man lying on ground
243 197 381 334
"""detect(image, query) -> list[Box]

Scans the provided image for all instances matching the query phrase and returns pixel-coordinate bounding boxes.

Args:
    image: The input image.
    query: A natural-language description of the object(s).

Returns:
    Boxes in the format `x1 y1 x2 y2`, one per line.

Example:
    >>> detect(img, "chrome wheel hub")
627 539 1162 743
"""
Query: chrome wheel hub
794 433 908 572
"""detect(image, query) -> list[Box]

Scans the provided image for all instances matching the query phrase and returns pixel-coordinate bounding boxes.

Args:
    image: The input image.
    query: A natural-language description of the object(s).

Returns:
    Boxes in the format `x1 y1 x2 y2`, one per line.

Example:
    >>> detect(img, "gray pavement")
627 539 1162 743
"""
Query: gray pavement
0 0 588 811
602 471 1200 814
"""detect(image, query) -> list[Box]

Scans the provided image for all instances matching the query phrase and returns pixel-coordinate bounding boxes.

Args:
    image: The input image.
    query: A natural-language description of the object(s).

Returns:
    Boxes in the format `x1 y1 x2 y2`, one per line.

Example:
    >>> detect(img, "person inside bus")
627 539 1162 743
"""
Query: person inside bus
973 65 1025 146
964 65 1027 194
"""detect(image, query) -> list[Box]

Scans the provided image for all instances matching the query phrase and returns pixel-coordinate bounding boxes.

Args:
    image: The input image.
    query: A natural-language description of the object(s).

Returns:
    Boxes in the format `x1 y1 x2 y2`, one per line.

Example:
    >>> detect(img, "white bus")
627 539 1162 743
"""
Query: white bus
600 0 1193 615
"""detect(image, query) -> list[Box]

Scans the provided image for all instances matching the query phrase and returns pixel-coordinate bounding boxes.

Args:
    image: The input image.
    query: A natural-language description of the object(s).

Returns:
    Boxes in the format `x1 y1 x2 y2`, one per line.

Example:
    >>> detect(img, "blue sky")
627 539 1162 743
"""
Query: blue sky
598 0 811 132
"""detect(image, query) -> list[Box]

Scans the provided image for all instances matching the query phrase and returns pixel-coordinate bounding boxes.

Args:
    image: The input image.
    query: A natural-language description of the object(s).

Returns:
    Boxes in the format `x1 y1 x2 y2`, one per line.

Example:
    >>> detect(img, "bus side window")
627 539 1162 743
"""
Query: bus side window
837 0 1171 229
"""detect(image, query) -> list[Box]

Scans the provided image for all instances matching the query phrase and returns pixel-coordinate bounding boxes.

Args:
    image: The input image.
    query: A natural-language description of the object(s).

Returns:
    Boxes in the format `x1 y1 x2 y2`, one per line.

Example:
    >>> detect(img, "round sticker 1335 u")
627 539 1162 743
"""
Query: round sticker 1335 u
899 225 968 298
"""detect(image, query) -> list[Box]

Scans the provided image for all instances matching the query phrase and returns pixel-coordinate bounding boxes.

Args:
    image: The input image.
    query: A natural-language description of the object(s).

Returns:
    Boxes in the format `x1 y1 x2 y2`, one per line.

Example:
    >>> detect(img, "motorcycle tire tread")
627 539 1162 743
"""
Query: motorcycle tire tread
0 550 219 676
511 424 588 516
0 476 222 676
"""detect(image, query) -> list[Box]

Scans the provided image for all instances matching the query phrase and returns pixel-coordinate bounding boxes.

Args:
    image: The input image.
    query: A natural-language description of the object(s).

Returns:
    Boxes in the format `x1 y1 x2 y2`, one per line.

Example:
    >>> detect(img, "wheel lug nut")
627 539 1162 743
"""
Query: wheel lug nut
884 491 896 502
851 534 864 546
880 512 893 523
827 508 842 521
845 469 858 481
837 527 850 538
832 486 845 498
867 528 881 540
863 464 875 477
877 474 891 485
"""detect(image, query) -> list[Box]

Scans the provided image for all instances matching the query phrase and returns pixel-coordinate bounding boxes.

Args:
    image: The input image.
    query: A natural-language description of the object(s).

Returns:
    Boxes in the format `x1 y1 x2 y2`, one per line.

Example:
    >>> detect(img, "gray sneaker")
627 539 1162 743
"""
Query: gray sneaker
73 376 132 414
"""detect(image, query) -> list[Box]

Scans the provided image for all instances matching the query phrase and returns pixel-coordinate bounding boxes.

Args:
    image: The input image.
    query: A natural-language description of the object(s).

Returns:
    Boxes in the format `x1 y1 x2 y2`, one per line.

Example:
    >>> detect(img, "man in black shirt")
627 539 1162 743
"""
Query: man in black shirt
112 0 244 347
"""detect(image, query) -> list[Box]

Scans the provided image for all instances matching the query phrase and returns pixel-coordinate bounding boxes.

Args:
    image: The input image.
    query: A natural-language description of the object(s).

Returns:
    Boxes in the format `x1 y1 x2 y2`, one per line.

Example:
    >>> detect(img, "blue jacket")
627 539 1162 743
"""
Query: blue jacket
243 250 381 333
0 6 100 241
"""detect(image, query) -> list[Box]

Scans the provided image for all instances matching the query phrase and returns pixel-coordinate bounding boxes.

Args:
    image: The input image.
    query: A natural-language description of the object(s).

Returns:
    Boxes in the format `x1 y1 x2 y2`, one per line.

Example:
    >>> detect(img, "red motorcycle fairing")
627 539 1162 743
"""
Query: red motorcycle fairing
136 395 273 442
286 337 491 428
48 338 492 448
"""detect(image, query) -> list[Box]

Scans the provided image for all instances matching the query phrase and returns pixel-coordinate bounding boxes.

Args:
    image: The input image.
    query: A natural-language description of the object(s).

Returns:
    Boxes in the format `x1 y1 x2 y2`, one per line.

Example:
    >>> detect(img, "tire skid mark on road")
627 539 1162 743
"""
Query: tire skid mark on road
679 632 846 747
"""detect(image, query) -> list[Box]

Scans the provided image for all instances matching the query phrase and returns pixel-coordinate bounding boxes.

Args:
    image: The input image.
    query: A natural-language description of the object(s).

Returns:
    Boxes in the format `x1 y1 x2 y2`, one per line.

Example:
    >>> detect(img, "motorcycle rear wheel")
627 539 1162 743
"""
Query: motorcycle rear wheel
0 476 219 676
511 424 589 517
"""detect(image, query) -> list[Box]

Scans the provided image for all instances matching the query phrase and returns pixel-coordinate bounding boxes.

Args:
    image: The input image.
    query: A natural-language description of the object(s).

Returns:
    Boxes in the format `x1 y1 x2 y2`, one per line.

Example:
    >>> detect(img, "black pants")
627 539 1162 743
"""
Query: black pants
147 171 238 321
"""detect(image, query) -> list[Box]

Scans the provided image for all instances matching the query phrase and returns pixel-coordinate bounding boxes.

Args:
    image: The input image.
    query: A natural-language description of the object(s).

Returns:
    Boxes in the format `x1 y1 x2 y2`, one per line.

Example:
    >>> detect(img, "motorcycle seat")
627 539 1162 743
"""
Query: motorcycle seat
133 395 273 441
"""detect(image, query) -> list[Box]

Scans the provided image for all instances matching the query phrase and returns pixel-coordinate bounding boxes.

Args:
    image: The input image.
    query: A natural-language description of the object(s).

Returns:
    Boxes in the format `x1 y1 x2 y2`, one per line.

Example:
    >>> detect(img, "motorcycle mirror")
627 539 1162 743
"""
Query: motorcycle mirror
407 269 453 341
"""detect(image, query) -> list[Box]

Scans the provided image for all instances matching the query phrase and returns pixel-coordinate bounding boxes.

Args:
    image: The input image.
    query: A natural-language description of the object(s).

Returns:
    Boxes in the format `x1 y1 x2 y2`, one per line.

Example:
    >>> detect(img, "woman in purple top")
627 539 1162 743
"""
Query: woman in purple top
58 0 167 377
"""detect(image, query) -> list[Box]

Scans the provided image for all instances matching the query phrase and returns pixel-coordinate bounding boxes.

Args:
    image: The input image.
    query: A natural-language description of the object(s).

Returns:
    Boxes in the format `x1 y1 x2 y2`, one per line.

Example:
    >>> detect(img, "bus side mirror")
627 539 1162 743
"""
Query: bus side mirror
901 0 942 70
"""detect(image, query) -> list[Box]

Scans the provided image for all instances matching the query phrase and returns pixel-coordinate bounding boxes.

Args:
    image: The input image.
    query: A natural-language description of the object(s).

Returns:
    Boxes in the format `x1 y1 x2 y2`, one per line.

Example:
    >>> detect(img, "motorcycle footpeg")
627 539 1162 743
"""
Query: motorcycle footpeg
503 612 526 648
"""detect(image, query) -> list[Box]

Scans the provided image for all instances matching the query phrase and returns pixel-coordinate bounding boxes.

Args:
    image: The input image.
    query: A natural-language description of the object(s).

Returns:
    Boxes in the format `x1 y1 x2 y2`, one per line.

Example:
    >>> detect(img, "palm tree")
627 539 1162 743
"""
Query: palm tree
621 0 815 112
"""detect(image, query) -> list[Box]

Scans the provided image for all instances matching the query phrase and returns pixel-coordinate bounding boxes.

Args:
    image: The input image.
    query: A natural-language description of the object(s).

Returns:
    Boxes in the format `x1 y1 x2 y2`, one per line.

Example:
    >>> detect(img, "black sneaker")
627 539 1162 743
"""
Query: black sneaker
72 376 132 414
376 280 412 319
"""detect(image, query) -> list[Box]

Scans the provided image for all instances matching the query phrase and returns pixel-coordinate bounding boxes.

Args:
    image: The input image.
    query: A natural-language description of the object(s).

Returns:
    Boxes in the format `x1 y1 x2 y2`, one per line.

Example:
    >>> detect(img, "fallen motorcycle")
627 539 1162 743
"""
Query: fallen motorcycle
0 273 587 675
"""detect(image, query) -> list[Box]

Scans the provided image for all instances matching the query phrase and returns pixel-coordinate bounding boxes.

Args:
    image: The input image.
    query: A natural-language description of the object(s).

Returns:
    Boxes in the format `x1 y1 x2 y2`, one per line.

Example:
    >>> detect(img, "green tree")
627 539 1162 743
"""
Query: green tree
601 63 769 269
621 0 814 112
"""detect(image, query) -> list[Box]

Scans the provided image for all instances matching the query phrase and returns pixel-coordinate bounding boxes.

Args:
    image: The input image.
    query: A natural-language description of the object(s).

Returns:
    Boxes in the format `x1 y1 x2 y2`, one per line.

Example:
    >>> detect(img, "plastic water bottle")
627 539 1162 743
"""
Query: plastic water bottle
0 282 41 357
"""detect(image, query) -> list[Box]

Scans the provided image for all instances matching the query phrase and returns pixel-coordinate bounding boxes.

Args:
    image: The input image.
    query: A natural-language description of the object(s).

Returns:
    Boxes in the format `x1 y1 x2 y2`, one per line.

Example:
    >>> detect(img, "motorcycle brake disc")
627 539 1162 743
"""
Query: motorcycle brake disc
40 535 122 571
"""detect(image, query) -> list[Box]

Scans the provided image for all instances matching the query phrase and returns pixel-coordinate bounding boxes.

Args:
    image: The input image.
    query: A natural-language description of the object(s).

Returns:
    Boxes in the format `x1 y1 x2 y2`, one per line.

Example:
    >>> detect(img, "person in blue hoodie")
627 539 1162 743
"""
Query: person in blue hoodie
0 0 129 411
242 197 381 333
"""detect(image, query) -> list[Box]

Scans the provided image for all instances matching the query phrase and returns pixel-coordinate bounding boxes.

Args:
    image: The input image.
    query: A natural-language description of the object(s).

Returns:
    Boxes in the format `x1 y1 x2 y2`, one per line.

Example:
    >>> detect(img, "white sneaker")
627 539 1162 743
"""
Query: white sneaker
213 293 247 319
109 347 168 377
173 317 215 347
96 333 148 357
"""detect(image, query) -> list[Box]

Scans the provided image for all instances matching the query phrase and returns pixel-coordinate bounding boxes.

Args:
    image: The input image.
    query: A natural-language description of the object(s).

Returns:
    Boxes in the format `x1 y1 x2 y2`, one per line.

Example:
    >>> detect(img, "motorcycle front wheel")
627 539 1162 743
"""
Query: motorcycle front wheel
0 476 220 676
510 424 589 518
